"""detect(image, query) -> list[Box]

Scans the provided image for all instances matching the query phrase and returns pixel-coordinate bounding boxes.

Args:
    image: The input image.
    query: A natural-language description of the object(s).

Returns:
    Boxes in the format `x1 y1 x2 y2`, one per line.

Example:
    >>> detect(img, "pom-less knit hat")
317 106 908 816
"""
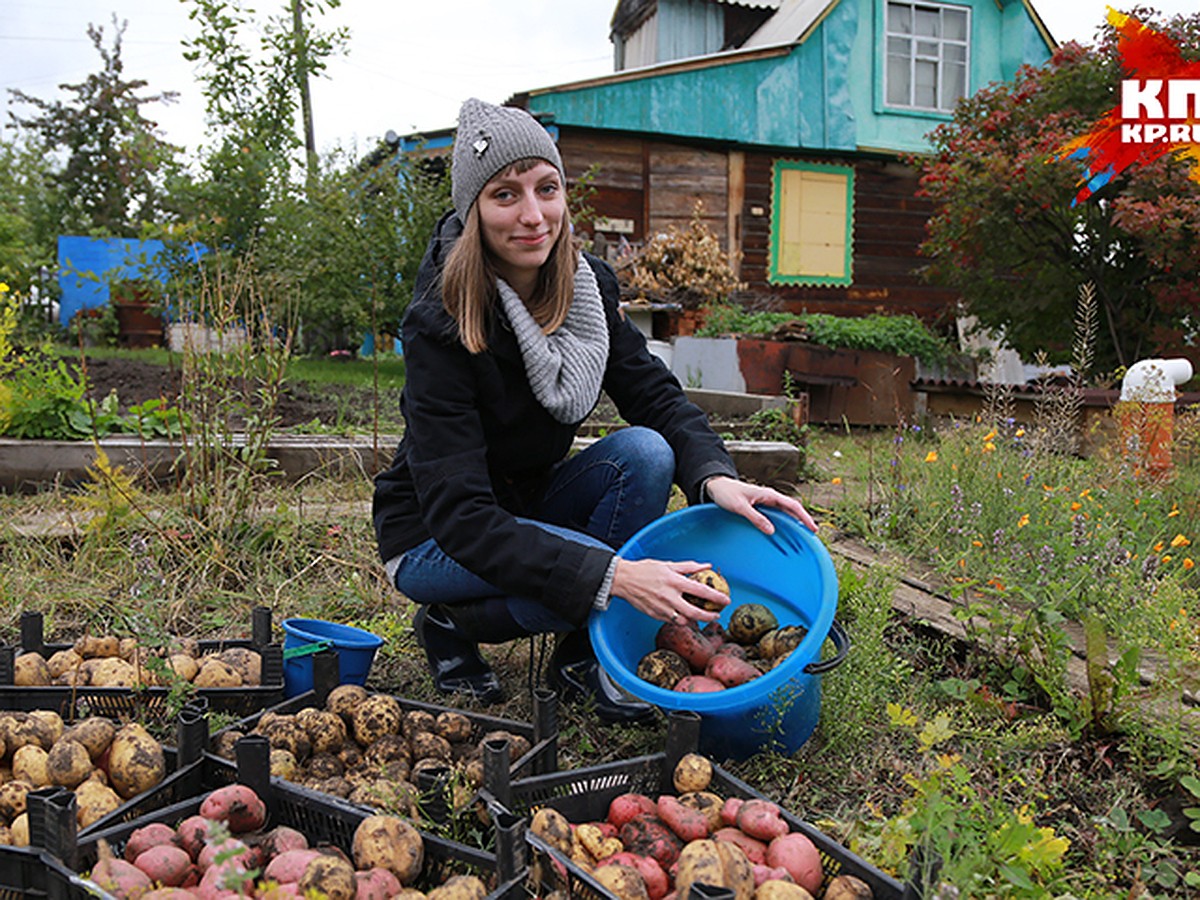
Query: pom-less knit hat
451 97 565 221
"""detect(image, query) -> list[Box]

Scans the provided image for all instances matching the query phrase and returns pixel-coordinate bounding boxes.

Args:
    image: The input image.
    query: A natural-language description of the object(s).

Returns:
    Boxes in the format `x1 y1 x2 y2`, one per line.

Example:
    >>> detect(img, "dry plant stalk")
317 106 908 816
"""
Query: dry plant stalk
622 201 744 308
1028 282 1097 458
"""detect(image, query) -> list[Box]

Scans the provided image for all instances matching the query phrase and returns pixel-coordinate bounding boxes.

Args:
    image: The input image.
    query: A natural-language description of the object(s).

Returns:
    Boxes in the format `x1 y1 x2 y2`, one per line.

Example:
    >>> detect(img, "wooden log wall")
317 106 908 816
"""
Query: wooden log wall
557 128 960 325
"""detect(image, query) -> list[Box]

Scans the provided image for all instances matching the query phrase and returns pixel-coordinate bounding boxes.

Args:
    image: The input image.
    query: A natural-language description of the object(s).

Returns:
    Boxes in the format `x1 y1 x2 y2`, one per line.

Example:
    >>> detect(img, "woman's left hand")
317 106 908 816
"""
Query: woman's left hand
704 475 818 534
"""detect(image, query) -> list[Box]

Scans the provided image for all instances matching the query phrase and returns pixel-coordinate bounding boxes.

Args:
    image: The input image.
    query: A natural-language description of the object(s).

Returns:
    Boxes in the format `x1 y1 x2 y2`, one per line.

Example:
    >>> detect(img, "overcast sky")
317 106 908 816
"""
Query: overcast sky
1 0 1196 159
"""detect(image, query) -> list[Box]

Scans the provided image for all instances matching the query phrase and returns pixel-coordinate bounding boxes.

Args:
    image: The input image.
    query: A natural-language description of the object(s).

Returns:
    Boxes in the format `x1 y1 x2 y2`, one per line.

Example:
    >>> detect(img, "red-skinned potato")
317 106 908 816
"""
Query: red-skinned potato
618 813 683 870
675 675 725 693
607 793 657 829
598 852 670 900
655 622 716 671
706 654 761 688
721 796 745 827
133 844 194 887
355 867 404 900
737 799 789 841
714 827 769 864
124 822 180 862
198 784 267 833
263 849 323 884
766 833 823 895
752 864 795 887
175 815 217 861
656 794 709 841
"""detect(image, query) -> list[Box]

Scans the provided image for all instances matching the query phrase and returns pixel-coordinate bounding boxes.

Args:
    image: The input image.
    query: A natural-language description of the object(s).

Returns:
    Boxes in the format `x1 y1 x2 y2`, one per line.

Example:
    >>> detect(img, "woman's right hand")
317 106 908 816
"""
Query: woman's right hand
610 558 728 625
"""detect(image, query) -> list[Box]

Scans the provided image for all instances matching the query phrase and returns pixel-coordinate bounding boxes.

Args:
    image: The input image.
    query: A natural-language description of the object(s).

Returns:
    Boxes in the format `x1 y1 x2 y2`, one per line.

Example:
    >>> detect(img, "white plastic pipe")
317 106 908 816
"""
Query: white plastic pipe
1120 358 1194 402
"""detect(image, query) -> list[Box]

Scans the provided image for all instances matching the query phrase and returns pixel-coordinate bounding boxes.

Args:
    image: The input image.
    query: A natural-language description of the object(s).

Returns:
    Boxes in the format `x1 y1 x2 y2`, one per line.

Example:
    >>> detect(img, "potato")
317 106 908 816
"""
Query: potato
680 791 725 832
13 653 51 686
326 684 369 718
260 718 312 763
193 658 242 688
89 658 138 687
64 717 116 761
636 649 691 688
8 713 56 752
349 779 419 816
45 648 84 679
297 709 346 754
11 745 50 788
706 653 762 688
434 711 473 743
299 854 356 900
823 875 873 899
591 864 649 900
165 654 200 683
305 752 343 780
74 635 120 659
351 695 403 746
8 813 28 847
365 733 410 766
656 621 718 671
676 839 755 900
107 723 166 799
531 807 574 855
765 833 823 894
674 752 714 793
480 730 531 762
755 882 815 900
351 814 424 884
215 647 261 685
427 874 488 900
684 568 731 612
757 626 807 660
0 780 32 819
269 748 299 780
410 731 452 763
727 604 779 645
27 710 63 745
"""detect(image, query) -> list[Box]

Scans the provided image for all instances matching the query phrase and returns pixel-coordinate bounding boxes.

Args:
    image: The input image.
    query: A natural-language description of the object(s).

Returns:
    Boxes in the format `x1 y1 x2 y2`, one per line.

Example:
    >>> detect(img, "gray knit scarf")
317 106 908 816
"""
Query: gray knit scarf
496 256 609 424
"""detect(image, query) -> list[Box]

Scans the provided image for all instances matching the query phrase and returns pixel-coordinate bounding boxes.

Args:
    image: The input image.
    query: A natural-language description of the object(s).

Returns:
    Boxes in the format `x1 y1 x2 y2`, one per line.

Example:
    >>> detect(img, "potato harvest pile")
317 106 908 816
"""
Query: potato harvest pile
212 685 530 813
0 711 166 842
12 634 265 688
84 782 483 900
531 754 870 900
637 573 808 692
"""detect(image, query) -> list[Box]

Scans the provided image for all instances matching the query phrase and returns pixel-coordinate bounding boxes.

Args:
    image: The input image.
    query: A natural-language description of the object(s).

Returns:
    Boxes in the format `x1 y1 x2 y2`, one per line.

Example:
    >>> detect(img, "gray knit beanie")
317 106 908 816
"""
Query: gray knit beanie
451 98 565 221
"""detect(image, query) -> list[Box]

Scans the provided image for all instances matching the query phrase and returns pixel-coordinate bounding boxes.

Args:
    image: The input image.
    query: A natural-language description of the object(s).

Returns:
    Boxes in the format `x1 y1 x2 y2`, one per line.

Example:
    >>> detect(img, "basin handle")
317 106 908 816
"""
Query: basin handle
803 619 850 675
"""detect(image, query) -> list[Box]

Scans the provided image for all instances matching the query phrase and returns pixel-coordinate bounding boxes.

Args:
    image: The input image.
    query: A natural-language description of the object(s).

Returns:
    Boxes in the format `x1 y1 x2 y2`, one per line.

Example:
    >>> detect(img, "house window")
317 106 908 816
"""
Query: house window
885 1 969 113
768 161 854 287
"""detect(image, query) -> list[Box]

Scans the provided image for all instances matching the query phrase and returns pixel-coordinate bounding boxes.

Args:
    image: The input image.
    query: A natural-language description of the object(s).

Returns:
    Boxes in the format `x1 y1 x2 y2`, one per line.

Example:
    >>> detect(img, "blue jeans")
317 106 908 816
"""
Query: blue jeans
393 426 674 634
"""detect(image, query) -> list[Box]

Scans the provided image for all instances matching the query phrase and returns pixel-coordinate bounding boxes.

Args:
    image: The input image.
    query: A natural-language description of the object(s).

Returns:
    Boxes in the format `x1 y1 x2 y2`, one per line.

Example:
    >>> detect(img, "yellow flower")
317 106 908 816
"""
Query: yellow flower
1015 428 1025 437
1018 514 1030 528
831 477 842 485
1168 505 1181 517
924 450 938 463
1163 555 1173 564
1154 542 1165 553
0 283 8 293
1184 558 1195 570
1079 489 1091 499
1171 534 1191 548
972 540 983 548
983 442 996 453
984 430 996 441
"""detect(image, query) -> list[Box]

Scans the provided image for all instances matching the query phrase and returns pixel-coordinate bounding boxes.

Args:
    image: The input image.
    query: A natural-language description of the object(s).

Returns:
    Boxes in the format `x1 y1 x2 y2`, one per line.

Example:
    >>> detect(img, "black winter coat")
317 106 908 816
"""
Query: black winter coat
372 213 737 628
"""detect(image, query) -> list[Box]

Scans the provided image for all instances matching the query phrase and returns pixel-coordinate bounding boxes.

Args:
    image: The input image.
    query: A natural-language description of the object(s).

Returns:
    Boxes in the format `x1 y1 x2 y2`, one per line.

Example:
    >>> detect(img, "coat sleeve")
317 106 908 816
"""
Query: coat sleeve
400 302 613 628
589 255 738 502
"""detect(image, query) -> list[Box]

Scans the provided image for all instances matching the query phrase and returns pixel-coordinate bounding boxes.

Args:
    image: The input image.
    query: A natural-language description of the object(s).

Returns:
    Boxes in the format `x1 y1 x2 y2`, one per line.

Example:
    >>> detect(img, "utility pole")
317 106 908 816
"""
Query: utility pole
292 0 318 189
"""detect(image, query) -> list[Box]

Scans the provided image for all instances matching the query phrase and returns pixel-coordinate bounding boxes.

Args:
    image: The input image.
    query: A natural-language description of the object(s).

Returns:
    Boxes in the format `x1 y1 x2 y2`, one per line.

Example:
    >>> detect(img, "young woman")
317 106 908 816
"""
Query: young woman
373 98 816 724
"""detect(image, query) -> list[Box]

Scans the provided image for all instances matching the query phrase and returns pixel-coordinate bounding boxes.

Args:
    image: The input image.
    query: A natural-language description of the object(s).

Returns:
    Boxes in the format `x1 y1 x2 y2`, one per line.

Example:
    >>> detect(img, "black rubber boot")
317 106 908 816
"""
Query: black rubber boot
413 605 506 705
549 629 657 725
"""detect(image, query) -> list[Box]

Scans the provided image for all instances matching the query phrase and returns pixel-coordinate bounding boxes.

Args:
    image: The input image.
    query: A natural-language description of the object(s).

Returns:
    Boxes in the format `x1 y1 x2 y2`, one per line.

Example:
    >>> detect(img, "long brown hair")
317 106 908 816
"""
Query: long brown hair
442 159 577 354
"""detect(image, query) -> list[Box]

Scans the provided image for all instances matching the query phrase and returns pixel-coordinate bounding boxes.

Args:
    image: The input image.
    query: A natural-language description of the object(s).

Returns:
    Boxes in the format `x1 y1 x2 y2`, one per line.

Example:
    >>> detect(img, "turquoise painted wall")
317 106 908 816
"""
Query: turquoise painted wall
530 0 1052 156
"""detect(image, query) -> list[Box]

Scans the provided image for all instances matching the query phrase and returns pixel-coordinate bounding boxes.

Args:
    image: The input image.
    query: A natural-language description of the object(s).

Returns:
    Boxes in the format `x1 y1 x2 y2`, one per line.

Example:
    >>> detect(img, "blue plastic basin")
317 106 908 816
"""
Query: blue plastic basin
590 505 839 760
282 618 384 698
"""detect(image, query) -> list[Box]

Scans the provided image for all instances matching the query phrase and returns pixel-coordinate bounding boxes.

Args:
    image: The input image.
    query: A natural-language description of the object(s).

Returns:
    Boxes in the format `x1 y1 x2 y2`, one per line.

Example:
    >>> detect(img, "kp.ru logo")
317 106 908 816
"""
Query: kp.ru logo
1054 7 1200 204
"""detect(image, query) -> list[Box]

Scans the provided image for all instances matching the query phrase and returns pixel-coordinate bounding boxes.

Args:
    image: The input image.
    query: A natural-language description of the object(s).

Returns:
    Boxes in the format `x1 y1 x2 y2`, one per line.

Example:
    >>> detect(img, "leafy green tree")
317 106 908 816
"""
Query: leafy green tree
913 6 1200 372
7 18 181 238
0 133 57 289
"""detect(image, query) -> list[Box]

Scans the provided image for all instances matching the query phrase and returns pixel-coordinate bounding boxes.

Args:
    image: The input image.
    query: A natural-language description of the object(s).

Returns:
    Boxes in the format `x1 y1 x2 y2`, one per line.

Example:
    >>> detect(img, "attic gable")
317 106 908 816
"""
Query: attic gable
612 0 782 69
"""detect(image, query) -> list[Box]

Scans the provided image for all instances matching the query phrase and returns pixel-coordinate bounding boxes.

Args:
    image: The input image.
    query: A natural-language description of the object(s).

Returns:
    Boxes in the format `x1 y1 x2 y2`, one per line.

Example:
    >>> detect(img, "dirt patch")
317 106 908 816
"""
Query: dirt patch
73 355 388 430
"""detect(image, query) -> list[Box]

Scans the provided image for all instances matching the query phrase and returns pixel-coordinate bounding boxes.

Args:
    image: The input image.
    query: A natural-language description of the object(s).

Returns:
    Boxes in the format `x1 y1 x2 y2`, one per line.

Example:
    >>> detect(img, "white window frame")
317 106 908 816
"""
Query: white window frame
884 1 970 114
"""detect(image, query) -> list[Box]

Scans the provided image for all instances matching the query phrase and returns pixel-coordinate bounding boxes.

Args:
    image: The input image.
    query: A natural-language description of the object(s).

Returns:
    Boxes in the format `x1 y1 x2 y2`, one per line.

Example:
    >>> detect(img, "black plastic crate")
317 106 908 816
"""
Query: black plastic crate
507 712 918 900
31 741 528 900
0 845 96 900
213 658 560 785
0 607 285 719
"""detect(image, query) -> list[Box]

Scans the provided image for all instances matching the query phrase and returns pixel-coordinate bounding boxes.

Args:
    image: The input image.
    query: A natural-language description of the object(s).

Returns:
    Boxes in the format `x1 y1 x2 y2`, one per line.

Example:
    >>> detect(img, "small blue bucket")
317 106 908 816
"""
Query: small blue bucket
590 505 846 760
281 618 384 698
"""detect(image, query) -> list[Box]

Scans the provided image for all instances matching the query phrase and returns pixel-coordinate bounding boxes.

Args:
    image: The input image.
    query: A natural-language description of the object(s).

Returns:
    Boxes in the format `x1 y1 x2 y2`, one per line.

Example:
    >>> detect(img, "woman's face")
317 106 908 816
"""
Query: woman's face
476 161 565 292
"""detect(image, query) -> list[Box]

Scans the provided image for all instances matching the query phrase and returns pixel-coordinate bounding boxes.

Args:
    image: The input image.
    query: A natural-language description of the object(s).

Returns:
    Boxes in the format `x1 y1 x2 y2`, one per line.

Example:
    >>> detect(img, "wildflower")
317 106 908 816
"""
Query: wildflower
1168 504 1180 517
831 477 842 485
832 450 843 458
0 283 8 293
924 450 938 463
1163 555 1172 564
1154 542 1165 553
1070 502 1082 511
1079 489 1091 499
1171 534 1191 548
972 540 983 548
1015 428 1025 437
983 442 996 453
1184 558 1195 570
1018 514 1030 528
984 430 996 442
